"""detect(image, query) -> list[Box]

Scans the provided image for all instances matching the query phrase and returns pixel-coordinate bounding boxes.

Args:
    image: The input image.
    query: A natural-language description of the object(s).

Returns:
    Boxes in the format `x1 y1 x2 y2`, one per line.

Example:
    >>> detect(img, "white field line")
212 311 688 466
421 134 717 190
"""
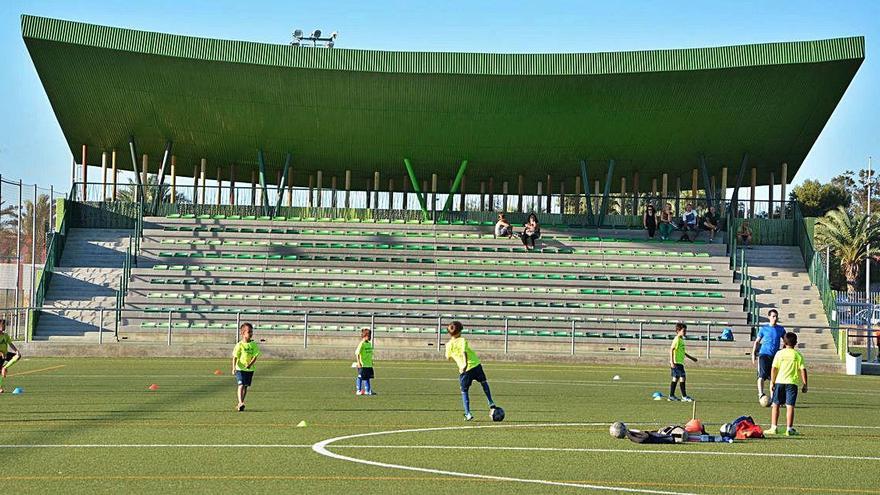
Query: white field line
313 422 697 495
31 374 880 397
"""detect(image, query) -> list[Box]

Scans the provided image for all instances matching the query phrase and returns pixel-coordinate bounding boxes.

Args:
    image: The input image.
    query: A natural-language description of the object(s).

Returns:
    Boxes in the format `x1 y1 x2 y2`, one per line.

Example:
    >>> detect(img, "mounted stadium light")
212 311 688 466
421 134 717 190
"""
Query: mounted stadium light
290 28 339 48
311 29 322 38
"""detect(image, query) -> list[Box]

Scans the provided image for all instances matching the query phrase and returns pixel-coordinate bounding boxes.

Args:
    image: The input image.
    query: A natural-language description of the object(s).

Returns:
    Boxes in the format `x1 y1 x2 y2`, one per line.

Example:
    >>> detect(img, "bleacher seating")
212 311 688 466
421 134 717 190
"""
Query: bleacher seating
118 215 750 356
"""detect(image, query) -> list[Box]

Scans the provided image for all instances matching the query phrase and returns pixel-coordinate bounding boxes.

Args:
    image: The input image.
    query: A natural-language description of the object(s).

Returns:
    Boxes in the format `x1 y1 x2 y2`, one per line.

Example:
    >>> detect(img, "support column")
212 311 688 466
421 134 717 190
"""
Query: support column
111 149 118 201
388 178 395 210
256 150 268 213
661 174 668 202
331 176 338 208
488 177 494 212
170 156 177 204
308 175 314 208
517 175 524 213
430 174 438 216
730 154 750 219
440 160 468 218
652 178 657 196
458 175 466 211
141 154 148 190
559 181 566 215
502 181 509 212
691 168 698 202
573 176 581 215
620 176 626 215
344 170 351 209
101 151 108 201
633 172 640 215
81 144 87 201
597 160 615 227
402 175 409 211
675 176 681 216
316 170 323 208
365 178 371 209
536 181 542 214
216 166 222 207
699 155 713 210
769 171 775 217
229 164 236 206
479 181 486 212
251 171 257 206
750 166 757 218
403 158 428 219
594 180 600 216
373 172 381 211
579 160 594 225
780 163 788 219
720 166 728 215
287 169 294 208
275 153 291 213
199 159 207 205
545 175 552 214
193 166 200 206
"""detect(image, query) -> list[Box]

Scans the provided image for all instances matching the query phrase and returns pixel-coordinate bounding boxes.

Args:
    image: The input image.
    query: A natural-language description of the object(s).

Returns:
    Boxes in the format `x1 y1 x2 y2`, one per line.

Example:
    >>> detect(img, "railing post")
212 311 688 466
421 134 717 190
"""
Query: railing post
99 308 104 344
436 316 442 351
638 322 643 357
303 311 309 349
371 313 376 346
504 318 509 354
705 323 711 359
236 311 241 343
167 310 173 345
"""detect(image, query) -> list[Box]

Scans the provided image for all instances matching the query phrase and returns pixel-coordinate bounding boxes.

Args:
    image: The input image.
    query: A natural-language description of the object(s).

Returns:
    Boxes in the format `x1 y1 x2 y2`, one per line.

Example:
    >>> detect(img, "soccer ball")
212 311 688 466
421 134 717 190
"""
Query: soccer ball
720 423 736 438
759 395 771 407
490 406 505 422
610 421 628 439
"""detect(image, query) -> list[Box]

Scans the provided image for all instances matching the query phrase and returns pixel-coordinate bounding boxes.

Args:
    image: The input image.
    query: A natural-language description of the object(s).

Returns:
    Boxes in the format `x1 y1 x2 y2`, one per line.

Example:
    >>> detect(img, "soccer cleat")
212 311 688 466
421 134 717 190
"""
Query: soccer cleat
681 396 694 402
786 428 799 436
667 395 680 402
356 390 364 396
237 403 245 412
464 413 474 421
766 426 778 435
365 391 377 396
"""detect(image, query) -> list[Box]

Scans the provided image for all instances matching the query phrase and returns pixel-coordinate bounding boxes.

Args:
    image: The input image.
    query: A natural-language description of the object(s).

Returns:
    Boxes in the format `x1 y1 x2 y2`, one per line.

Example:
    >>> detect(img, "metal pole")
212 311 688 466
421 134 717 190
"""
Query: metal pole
14 180 22 335
167 310 173 345
236 312 241 344
504 318 509 354
304 311 309 349
570 320 576 355
99 308 104 344
705 323 711 359
30 183 37 313
49 185 54 234
638 322 643 357
826 245 830 282
436 316 442 351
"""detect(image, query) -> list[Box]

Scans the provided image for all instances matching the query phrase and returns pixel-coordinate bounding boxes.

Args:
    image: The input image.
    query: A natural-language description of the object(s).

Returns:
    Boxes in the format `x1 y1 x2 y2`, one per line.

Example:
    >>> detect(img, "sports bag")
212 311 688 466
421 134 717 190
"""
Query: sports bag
734 417 764 439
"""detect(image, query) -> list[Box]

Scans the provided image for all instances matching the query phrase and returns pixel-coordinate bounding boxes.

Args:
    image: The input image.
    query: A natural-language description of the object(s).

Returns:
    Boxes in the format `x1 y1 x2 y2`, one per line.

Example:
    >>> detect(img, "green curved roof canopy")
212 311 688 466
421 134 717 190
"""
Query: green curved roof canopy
22 15 864 192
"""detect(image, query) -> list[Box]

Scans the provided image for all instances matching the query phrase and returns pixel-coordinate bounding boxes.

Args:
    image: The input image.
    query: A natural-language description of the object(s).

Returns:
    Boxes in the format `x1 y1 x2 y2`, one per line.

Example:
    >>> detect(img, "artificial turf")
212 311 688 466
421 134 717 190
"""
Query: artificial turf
2 357 878 494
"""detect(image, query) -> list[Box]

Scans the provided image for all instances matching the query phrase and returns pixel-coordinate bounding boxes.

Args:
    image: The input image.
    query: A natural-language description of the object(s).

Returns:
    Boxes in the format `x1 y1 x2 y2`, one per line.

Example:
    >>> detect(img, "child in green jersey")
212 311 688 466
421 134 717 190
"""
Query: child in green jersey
767 332 808 436
0 319 22 394
232 323 261 411
355 328 375 396
445 321 497 421
668 323 697 402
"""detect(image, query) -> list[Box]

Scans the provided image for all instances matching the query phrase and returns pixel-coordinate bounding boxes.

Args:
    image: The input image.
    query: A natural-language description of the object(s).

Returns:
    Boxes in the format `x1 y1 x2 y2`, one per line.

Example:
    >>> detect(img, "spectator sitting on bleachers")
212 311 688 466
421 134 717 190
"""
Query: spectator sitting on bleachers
494 213 514 238
737 220 753 249
679 203 698 242
643 204 658 239
702 205 719 242
520 213 541 250
658 203 675 240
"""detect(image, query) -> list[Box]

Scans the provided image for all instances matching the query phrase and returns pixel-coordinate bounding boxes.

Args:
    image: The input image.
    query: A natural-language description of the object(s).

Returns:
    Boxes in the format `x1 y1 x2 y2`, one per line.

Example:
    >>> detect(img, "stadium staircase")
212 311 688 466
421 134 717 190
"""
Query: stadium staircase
740 245 841 365
59 214 757 360
34 228 130 340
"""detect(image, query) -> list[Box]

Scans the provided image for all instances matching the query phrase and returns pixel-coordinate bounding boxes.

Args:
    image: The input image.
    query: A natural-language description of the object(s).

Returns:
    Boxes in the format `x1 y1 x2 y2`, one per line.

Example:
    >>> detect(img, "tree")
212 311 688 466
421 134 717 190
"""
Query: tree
814 206 880 292
20 194 52 264
117 176 189 204
789 179 850 217
830 169 880 214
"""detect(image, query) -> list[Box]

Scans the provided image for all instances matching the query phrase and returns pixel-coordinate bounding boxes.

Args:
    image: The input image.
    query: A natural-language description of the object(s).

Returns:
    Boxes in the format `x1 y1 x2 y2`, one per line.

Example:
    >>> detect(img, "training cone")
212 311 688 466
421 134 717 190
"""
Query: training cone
148 384 159 391
11 387 23 395
213 369 223 376
612 375 621 381
652 391 664 400
296 420 308 428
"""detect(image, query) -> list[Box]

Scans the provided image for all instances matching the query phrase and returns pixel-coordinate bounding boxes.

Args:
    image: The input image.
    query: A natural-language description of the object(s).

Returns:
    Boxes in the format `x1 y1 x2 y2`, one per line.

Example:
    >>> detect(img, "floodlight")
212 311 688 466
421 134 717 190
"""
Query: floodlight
293 29 303 38
312 29 322 38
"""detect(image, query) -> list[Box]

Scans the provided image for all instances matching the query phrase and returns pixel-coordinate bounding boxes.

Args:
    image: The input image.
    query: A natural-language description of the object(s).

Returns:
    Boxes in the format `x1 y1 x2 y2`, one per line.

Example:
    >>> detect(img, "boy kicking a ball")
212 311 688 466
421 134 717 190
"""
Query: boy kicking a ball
768 332 808 436
0 319 22 393
668 323 697 402
232 322 260 411
445 321 497 421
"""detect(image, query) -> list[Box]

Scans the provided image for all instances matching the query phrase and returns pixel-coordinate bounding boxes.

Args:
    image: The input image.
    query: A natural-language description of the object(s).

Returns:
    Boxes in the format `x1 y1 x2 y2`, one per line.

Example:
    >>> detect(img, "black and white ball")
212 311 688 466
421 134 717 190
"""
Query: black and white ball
490 406 505 422
610 422 628 439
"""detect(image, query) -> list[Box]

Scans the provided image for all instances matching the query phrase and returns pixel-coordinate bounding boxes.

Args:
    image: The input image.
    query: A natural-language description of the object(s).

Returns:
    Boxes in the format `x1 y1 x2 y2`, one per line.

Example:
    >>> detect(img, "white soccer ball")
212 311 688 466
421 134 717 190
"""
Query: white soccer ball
759 395 771 407
609 422 627 439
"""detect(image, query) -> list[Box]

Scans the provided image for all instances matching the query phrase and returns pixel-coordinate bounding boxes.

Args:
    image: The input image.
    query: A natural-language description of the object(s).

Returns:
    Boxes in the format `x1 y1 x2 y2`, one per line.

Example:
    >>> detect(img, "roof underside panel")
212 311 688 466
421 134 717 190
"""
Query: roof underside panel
22 15 864 191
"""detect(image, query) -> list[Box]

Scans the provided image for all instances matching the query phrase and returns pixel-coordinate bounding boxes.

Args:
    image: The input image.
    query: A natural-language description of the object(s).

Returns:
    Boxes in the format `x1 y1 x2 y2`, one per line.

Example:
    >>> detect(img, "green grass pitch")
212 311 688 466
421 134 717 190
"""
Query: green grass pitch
2 357 878 494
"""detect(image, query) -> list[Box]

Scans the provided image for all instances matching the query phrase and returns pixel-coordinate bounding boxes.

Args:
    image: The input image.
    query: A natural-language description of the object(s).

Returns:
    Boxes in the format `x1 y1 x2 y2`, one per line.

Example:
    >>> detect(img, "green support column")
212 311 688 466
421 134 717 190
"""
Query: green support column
274 152 291 213
440 160 468 219
257 149 270 215
699 155 714 209
403 158 429 220
579 160 595 226
597 159 615 228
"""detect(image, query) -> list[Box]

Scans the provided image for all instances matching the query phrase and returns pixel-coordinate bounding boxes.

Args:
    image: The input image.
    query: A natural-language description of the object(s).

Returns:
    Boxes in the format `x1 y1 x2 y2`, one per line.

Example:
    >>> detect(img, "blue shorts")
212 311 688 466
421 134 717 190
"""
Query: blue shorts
459 364 488 391
235 370 254 387
772 383 798 406
671 364 686 379
757 354 774 380
357 367 374 380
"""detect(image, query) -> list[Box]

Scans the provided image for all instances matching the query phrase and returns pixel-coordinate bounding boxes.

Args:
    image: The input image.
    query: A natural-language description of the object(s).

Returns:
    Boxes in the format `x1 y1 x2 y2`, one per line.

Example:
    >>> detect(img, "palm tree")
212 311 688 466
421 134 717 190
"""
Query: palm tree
117 176 189 204
0 200 19 260
20 194 52 264
814 206 880 292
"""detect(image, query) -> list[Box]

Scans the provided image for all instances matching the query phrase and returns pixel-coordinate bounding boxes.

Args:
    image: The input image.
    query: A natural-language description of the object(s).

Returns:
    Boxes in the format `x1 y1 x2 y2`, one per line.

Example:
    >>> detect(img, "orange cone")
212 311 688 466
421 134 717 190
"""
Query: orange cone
148 384 159 391
213 369 223 376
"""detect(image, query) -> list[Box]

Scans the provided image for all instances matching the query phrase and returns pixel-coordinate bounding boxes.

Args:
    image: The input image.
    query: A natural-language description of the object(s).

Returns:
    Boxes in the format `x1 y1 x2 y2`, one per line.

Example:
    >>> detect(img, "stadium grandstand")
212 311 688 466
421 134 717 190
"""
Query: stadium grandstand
17 14 864 368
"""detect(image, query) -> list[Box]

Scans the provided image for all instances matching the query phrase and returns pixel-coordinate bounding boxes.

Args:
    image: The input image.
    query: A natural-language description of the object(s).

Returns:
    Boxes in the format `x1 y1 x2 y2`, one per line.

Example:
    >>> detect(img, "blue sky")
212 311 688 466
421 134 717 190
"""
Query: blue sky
0 0 877 194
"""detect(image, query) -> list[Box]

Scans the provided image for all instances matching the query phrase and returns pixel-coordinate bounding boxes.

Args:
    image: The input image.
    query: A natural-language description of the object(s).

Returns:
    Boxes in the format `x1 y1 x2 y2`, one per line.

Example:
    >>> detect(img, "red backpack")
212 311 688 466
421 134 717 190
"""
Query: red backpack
734 417 765 439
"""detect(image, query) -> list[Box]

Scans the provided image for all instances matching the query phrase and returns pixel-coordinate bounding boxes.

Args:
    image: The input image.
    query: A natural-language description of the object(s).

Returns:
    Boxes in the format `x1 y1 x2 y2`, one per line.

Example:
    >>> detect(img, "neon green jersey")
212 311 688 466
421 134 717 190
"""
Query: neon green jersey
356 340 373 367
671 335 686 364
445 336 480 372
233 340 261 371
772 348 806 385
0 333 11 354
